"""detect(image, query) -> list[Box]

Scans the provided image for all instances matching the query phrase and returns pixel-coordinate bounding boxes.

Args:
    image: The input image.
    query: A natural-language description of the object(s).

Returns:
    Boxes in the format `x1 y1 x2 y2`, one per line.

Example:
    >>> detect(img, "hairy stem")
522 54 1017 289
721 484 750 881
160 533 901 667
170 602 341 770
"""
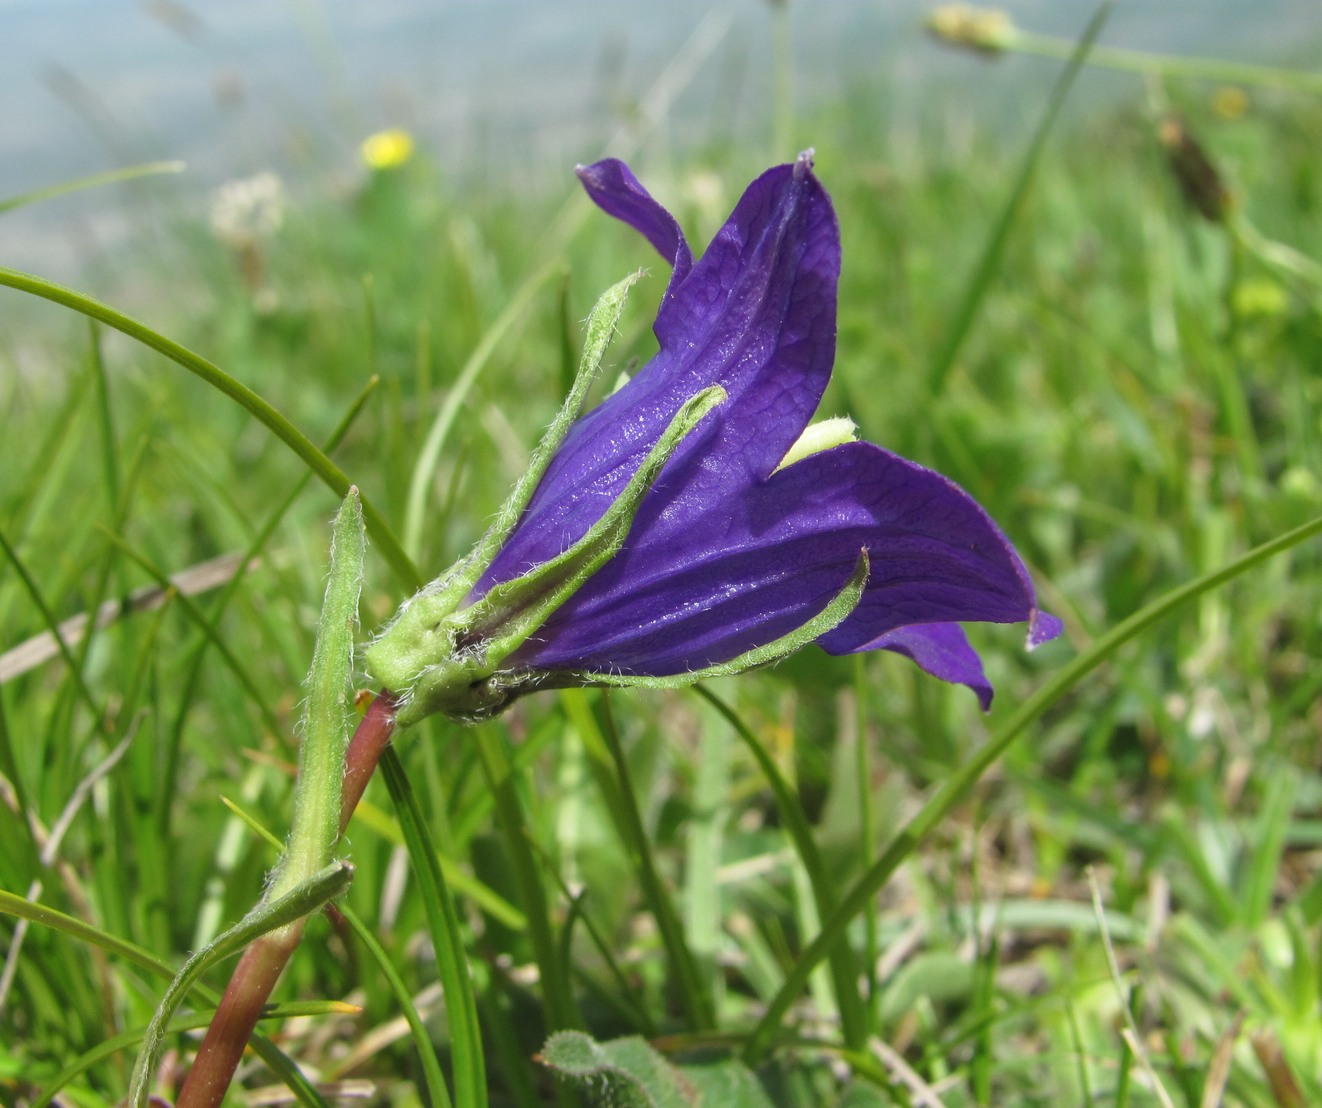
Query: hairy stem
173 691 398 1108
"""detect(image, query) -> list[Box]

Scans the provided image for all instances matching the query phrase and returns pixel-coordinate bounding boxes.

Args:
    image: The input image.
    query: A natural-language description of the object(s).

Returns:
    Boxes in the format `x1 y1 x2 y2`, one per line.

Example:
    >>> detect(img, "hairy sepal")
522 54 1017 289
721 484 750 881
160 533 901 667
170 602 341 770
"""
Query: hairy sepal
366 384 726 725
572 549 870 689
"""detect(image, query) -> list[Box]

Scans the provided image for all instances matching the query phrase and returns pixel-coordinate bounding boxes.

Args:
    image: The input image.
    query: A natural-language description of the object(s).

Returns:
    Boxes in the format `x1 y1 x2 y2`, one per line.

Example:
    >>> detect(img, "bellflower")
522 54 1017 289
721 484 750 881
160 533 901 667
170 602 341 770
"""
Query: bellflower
367 152 1060 726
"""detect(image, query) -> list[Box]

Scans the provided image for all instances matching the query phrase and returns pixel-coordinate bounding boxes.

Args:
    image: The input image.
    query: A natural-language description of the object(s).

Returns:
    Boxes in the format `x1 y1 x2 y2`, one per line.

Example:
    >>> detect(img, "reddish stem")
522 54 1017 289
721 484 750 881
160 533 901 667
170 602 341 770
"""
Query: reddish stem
336 691 400 835
174 690 399 1108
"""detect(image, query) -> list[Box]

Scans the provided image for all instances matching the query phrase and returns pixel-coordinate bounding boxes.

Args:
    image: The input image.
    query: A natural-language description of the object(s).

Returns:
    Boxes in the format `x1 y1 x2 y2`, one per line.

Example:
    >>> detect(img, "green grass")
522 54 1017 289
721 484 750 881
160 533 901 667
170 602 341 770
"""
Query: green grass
3 26 1322 1108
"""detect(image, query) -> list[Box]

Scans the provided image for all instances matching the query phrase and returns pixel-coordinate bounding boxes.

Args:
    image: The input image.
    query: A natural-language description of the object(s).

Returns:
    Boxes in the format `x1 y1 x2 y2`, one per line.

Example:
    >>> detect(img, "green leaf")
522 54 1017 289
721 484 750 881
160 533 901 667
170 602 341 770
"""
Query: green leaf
128 861 354 1106
681 1057 776 1107
379 748 487 1107
0 160 185 215
268 488 364 900
540 1031 697 1108
830 1082 892 1108
876 951 974 1024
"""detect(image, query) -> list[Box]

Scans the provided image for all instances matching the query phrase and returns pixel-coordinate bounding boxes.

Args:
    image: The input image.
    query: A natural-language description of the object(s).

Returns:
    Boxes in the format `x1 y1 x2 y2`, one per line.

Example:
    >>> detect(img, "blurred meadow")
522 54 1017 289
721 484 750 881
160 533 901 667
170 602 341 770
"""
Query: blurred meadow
3 1 1322 1105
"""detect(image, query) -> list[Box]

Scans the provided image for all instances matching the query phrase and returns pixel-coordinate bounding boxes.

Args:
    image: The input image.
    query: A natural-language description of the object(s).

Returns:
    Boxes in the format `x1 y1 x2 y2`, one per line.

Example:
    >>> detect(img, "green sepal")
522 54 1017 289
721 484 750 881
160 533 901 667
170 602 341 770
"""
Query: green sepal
366 384 727 725
482 270 642 555
566 548 870 690
394 271 643 626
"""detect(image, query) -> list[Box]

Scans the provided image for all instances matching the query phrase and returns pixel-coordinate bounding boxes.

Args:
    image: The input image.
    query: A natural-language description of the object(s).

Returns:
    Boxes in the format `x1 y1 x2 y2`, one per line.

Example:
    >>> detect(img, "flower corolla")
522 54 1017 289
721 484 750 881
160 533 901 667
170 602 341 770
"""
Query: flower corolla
367 153 1060 725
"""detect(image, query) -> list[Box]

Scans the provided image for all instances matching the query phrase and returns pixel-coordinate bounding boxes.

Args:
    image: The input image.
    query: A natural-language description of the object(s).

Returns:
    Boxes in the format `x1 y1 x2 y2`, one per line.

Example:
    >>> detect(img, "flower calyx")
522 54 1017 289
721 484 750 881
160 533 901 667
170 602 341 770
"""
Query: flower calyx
366 372 727 726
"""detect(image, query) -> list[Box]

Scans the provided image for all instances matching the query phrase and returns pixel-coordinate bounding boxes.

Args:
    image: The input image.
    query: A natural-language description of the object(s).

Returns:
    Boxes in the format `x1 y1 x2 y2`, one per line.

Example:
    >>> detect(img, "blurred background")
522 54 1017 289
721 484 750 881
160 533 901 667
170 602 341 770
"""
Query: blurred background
3 0 1317 283
5 2 1322 1103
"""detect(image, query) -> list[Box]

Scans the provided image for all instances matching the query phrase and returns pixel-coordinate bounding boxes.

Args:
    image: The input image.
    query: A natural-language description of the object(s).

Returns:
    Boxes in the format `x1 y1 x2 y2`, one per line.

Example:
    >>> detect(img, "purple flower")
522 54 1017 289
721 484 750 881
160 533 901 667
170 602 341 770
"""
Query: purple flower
367 153 1059 724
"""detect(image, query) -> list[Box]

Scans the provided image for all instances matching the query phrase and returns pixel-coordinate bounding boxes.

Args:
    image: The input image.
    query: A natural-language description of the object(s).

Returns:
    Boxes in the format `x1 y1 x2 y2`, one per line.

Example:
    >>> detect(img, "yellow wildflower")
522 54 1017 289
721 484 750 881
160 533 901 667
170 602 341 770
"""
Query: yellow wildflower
360 129 415 171
1211 86 1248 120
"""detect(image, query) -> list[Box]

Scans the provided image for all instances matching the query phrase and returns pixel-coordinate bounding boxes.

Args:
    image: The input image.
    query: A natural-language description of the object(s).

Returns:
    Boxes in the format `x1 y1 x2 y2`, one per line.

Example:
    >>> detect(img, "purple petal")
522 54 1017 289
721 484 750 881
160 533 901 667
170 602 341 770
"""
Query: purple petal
869 623 994 710
476 154 838 596
509 441 1048 682
575 159 693 300
1027 609 1064 649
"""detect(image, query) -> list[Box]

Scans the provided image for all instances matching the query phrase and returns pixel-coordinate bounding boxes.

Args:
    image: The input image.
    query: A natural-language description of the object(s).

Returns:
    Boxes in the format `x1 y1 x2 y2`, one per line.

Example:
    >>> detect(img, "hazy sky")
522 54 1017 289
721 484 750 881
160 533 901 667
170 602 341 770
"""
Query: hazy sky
1 0 1316 279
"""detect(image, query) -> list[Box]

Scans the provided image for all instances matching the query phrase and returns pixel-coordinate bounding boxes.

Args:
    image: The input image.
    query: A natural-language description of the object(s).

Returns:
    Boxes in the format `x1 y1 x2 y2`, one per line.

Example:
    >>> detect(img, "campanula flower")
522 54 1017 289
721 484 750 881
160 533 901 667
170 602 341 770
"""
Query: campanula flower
367 152 1060 725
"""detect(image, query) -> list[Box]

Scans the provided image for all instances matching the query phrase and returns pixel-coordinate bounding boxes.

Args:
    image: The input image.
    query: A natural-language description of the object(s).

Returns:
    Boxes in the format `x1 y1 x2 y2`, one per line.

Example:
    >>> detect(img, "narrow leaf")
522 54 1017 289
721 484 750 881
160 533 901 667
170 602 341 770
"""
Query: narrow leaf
0 265 420 589
269 489 364 899
340 905 453 1108
128 862 354 1106
0 160 185 215
380 748 487 1107
744 509 1322 1063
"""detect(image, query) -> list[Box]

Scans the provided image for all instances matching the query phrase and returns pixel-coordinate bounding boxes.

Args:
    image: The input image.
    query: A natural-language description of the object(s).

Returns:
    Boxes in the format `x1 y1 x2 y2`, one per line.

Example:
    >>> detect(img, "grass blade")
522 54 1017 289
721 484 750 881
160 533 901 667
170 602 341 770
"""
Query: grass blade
128 862 355 1107
33 1002 347 1108
473 725 582 1051
379 747 486 1108
744 509 1322 1063
98 530 285 739
696 686 867 1049
0 887 331 1107
927 1 1111 396
0 266 420 590
595 692 715 1030
0 522 102 723
339 904 453 1108
0 161 185 215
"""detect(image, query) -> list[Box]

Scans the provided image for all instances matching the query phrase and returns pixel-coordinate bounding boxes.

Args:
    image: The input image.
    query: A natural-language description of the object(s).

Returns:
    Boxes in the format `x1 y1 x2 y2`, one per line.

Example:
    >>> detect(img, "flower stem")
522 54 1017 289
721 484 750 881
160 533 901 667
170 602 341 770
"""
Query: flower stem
338 692 400 826
1008 27 1322 96
166 917 304 1108
174 691 398 1108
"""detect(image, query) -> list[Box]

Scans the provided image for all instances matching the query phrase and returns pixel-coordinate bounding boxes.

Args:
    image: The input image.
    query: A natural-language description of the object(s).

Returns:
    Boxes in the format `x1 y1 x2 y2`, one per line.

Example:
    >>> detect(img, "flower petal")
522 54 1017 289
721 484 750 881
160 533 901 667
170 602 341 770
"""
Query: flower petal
575 159 693 300
475 154 839 596
861 623 993 709
509 440 1051 687
1027 608 1064 649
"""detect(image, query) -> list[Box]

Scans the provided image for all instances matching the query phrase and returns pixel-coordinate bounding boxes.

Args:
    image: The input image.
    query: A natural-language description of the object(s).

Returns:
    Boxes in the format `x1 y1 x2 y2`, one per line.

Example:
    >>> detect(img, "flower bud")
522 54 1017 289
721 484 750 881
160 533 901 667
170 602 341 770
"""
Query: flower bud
1158 115 1232 223
926 5 1014 55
